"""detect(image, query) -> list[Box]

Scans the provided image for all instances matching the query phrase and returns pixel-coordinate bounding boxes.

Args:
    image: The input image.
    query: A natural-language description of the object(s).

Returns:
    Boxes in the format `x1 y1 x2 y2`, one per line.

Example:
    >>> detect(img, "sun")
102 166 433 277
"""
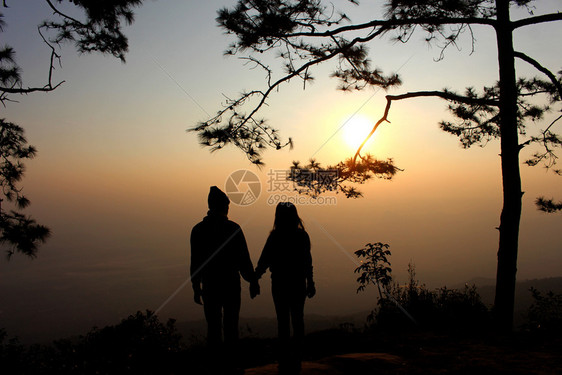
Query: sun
342 115 375 150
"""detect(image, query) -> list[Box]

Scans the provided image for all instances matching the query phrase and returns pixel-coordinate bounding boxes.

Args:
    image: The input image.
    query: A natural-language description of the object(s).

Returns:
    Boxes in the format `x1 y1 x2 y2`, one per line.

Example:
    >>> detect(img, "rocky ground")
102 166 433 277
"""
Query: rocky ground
243 333 562 375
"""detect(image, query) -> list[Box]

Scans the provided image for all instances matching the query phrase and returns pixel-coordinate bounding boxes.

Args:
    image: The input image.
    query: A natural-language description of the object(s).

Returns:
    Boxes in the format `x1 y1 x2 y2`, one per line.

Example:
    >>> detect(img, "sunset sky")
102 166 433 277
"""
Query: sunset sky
1 0 561 342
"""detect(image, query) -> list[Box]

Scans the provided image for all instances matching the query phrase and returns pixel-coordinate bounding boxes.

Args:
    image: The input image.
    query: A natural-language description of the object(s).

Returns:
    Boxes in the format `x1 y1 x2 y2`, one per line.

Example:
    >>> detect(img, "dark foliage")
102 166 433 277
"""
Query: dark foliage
2 304 562 373
354 242 393 298
199 0 562 200
1 311 184 375
373 281 492 334
1 0 143 102
0 1 144 257
41 0 142 62
0 41 19 89
50 310 182 374
0 310 278 374
0 119 50 258
189 93 293 166
194 0 405 166
289 157 399 198
535 197 562 213
354 245 491 334
525 288 562 332
0 328 28 373
201 0 562 334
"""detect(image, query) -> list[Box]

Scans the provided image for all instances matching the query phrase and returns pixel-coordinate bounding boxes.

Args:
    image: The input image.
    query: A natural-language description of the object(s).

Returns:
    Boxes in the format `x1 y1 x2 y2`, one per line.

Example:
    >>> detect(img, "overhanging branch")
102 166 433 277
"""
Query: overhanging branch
386 91 500 106
514 51 562 100
0 81 65 94
232 25 390 134
353 90 500 161
45 0 84 26
284 16 496 38
1 6 68 102
512 12 562 29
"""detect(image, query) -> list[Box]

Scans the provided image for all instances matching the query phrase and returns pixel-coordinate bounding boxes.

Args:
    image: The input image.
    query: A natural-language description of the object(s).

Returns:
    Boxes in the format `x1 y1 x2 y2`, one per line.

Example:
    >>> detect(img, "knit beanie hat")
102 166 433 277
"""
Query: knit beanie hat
208 186 230 210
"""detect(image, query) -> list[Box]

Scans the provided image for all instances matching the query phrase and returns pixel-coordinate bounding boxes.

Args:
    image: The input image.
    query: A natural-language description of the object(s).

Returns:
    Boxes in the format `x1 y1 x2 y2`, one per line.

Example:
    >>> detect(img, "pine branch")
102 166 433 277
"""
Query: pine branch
535 197 562 213
234 25 389 135
45 0 84 26
283 16 496 38
0 81 65 95
514 51 562 100
388 90 500 106
512 12 562 29
353 90 500 161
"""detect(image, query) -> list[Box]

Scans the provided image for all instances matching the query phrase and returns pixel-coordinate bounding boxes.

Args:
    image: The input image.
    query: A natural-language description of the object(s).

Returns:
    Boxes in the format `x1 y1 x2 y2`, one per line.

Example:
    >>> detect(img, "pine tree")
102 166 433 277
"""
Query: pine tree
0 0 144 258
195 0 562 331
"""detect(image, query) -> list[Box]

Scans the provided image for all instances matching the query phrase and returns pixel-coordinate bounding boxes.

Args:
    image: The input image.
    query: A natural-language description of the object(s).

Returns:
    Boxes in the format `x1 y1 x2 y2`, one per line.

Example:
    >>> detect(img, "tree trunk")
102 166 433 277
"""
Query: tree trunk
493 0 522 333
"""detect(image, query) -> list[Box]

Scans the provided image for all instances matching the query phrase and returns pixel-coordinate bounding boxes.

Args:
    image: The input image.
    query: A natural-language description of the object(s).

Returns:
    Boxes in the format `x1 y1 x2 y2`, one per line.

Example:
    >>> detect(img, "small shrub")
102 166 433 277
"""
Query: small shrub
354 244 491 334
0 329 28 374
377 266 490 333
526 288 562 332
5 310 186 374
56 310 183 374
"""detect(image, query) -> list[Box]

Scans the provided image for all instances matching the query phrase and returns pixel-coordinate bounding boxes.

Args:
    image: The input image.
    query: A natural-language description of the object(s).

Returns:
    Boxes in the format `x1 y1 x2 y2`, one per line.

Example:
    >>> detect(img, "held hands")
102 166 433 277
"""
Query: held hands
306 280 316 299
193 287 203 305
250 280 260 299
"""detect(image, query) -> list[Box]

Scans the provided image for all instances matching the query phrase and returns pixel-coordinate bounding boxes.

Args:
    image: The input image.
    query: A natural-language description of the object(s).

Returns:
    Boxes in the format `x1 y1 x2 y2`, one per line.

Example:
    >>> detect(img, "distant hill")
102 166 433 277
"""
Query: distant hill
456 277 562 326
458 276 562 305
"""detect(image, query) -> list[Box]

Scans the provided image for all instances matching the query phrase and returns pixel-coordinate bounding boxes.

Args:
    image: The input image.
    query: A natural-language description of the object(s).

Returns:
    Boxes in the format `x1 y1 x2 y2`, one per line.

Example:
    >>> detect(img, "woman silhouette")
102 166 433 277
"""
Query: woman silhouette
256 202 315 373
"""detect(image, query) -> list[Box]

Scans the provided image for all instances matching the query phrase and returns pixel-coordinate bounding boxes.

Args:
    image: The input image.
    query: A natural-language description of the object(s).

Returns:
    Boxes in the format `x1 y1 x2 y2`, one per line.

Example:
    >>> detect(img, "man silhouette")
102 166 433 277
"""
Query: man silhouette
190 186 259 349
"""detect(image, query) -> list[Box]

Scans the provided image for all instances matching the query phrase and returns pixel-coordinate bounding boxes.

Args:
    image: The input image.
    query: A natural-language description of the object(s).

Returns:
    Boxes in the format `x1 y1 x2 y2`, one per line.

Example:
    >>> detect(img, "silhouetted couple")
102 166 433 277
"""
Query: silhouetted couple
190 186 315 374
